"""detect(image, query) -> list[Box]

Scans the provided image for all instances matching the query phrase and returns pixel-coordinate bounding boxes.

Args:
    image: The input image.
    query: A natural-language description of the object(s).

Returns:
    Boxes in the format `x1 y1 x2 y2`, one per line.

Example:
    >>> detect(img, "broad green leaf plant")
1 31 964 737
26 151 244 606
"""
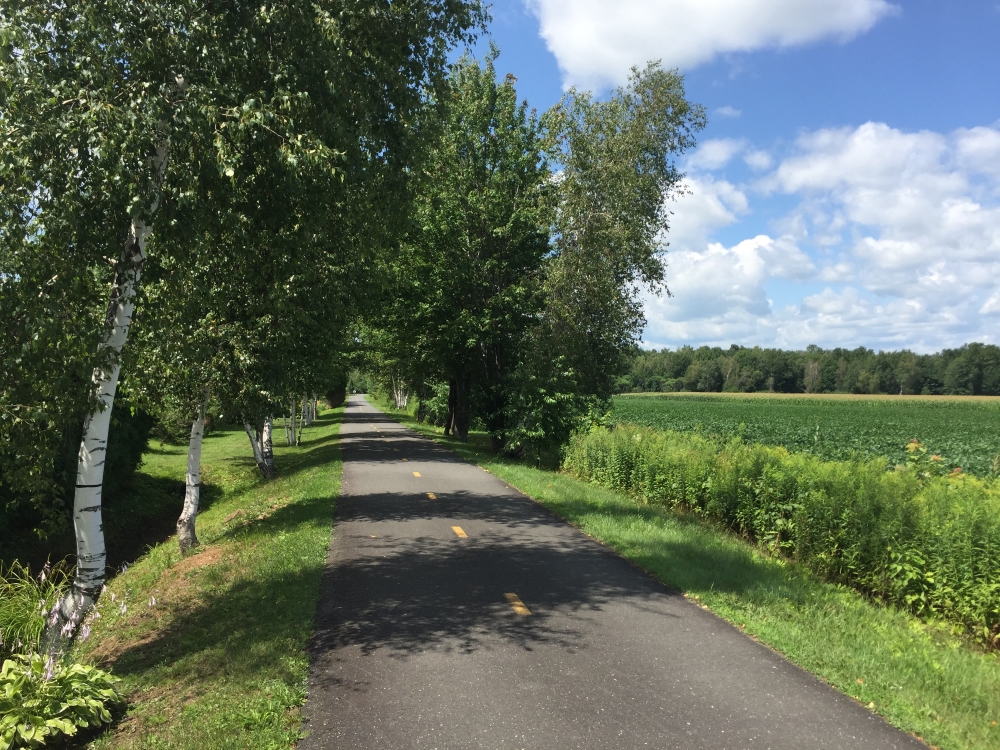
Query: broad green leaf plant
0 654 121 749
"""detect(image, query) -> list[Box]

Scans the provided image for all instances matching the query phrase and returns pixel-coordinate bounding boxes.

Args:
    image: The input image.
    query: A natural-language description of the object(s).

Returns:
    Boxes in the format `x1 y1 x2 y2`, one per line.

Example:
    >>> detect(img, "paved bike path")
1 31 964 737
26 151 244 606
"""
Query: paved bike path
301 395 922 749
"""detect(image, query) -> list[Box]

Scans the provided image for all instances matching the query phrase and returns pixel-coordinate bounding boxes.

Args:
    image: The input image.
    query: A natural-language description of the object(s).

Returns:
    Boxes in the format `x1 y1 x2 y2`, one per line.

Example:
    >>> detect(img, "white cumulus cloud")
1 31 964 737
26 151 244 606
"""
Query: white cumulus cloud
526 0 896 89
644 121 1000 351
765 122 1000 309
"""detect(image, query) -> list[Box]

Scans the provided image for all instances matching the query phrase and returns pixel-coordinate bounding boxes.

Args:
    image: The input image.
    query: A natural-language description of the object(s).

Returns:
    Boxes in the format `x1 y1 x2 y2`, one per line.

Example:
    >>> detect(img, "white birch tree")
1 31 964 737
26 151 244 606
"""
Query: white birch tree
176 402 207 554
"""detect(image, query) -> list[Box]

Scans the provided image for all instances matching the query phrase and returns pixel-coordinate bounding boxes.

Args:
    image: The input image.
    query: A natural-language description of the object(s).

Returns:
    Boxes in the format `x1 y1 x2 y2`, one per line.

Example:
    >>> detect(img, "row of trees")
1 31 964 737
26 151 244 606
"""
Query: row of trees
362 50 705 457
1 0 484 650
3 1 706 652
622 342 1000 396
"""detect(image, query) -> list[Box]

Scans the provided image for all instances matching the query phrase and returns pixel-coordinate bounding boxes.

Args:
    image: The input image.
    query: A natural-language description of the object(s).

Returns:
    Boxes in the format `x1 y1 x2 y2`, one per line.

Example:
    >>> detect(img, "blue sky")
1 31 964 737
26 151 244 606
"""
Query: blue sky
471 1 1000 353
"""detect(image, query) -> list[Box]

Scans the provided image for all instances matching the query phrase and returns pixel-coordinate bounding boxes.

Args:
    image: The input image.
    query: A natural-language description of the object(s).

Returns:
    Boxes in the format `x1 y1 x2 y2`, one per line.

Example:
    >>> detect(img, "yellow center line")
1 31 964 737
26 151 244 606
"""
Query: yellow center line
451 526 468 538
426 492 436 500
413 471 421 477
505 593 531 616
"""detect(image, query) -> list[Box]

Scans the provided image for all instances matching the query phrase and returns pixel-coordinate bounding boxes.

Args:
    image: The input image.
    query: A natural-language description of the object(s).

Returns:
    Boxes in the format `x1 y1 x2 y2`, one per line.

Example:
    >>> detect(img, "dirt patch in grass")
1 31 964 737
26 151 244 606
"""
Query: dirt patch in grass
172 545 225 575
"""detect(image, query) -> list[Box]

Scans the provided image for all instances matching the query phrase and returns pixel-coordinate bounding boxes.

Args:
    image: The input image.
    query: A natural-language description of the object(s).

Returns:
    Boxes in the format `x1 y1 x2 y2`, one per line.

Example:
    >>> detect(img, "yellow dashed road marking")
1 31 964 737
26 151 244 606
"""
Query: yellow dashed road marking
426 492 436 500
413 471 421 477
451 526 468 538
505 593 531 616
402 458 408 462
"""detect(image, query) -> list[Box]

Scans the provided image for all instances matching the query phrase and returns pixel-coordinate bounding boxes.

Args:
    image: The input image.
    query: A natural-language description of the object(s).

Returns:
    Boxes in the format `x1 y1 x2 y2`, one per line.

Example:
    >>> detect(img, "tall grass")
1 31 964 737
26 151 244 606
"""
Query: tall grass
564 425 1000 646
0 560 70 659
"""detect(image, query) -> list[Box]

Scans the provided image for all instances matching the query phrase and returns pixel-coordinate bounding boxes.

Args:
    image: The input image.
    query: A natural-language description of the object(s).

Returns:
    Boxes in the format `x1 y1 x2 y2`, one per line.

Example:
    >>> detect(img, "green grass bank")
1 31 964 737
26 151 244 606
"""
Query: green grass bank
376 397 1000 750
70 408 343 749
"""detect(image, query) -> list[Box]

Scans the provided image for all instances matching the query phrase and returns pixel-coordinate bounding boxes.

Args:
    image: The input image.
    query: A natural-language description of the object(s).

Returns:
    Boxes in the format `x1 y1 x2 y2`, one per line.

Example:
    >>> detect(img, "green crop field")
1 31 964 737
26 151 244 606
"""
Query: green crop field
611 393 1000 476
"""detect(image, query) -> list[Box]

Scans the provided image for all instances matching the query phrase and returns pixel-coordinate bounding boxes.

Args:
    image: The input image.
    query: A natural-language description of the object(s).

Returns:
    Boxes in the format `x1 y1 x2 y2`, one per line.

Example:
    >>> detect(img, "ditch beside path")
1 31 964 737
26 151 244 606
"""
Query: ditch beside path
301 395 923 750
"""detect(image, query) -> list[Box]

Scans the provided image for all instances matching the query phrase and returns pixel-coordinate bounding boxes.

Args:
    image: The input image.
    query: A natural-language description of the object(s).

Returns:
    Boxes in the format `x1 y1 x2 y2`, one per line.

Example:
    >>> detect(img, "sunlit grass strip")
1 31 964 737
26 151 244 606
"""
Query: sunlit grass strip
73 408 343 750
380 404 1000 750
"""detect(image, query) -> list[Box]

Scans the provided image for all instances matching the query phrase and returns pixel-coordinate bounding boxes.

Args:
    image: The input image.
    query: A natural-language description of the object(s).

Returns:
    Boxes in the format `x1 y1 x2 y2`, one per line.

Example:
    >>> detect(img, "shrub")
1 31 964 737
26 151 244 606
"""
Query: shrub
0 561 69 661
0 654 121 749
564 425 1000 646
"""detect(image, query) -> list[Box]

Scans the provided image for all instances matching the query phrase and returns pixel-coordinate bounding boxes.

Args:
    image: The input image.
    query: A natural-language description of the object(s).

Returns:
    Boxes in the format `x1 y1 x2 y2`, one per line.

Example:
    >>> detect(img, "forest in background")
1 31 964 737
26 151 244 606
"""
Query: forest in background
620 342 1000 395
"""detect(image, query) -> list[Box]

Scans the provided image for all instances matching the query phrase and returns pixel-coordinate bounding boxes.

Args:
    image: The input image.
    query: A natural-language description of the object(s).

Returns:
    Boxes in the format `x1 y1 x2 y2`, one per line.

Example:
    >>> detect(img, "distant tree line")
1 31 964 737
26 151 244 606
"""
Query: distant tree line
620 343 1000 396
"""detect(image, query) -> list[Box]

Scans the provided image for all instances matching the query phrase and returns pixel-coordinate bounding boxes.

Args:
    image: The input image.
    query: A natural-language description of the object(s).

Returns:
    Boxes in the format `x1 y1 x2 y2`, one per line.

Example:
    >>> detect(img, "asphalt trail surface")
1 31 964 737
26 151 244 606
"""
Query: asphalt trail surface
301 395 923 750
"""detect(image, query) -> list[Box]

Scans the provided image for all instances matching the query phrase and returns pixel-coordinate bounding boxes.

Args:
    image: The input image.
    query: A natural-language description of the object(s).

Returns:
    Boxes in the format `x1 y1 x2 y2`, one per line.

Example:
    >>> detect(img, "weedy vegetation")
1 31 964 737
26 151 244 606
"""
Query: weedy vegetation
564 424 1000 647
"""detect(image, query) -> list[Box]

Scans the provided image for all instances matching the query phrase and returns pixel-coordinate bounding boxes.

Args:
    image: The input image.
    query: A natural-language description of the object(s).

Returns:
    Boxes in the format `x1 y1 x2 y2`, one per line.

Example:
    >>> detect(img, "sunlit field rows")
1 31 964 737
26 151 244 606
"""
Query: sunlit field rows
611 393 1000 476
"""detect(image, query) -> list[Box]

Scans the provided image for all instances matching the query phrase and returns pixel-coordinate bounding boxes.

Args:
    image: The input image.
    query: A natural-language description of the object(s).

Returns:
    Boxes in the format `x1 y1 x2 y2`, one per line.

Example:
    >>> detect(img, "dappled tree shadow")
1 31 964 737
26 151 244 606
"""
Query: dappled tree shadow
96 493 337 679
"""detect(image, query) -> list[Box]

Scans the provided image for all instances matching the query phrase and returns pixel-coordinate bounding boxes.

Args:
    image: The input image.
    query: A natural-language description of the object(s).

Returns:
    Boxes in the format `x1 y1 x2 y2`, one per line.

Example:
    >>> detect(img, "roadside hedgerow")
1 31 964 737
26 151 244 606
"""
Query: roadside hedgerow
564 425 1000 646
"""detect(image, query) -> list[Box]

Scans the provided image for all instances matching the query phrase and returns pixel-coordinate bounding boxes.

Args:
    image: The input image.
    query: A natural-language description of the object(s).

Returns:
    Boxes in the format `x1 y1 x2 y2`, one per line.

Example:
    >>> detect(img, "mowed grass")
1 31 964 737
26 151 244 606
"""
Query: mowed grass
613 392 1000 476
73 409 343 750
379 402 1000 750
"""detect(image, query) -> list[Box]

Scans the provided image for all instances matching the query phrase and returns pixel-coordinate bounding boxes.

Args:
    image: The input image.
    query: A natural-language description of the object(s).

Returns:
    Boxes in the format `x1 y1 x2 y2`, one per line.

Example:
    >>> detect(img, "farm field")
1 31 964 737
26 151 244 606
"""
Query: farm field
612 392 1000 476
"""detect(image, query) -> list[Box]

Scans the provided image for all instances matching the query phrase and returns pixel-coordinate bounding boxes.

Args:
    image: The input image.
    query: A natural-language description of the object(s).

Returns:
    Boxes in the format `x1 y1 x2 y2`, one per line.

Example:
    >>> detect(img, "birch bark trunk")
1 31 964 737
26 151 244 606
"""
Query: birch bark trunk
244 422 268 477
177 405 206 555
44 138 170 654
261 416 275 478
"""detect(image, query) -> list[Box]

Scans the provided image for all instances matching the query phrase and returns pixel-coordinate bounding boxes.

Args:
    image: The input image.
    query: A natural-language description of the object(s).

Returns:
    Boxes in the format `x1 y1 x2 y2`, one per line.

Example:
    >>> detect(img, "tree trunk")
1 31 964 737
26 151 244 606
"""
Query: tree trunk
415 382 429 423
288 399 297 446
177 406 206 555
261 416 275 478
444 378 456 436
451 373 471 442
244 422 269 477
44 139 170 654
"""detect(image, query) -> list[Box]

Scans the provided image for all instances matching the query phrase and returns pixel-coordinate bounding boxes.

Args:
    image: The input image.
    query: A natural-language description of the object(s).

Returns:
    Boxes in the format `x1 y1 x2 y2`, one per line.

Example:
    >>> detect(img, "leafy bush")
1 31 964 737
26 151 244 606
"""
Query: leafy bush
1 403 153 567
0 654 121 749
418 381 451 426
564 425 1000 646
0 562 69 661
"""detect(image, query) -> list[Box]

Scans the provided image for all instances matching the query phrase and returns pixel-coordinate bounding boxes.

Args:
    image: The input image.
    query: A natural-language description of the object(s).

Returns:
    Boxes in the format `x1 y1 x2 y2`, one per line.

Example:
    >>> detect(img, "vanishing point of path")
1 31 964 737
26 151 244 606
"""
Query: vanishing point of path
301 395 923 750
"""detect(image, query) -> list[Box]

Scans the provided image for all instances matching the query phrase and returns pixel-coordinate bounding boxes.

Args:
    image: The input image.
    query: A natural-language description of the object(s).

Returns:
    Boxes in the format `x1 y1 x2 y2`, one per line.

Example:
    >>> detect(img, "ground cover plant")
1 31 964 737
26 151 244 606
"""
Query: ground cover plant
1 563 123 749
0 654 122 749
67 408 343 750
612 392 1000 476
378 399 1000 750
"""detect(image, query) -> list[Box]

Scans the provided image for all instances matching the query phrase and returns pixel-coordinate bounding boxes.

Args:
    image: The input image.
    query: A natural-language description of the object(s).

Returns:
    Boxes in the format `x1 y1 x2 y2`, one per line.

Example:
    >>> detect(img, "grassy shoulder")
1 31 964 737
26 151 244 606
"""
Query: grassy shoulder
73 409 343 750
377 400 1000 750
